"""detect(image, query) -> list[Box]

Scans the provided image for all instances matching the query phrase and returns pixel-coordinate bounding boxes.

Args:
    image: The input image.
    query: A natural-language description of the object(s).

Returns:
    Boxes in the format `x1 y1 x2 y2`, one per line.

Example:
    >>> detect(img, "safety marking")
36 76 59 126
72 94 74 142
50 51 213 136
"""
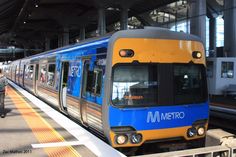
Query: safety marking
32 141 82 148
8 86 81 157
9 80 126 157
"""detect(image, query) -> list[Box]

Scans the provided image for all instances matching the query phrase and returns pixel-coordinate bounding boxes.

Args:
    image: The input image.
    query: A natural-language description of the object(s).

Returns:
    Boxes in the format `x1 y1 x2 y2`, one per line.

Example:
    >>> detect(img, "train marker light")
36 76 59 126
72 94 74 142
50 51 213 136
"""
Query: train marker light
119 49 134 57
116 135 128 145
197 126 205 136
130 133 142 144
187 127 197 137
192 51 202 59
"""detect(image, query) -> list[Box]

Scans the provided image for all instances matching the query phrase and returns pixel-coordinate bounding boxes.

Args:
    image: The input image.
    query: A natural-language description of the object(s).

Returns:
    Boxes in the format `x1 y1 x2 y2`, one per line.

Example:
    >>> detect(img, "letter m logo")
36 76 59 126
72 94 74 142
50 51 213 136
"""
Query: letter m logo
147 111 160 123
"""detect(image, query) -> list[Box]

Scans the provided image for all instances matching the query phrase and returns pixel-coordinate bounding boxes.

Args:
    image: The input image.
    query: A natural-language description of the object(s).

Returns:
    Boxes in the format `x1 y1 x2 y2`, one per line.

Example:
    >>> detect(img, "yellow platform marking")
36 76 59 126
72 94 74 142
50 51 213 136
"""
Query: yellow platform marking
8 86 81 157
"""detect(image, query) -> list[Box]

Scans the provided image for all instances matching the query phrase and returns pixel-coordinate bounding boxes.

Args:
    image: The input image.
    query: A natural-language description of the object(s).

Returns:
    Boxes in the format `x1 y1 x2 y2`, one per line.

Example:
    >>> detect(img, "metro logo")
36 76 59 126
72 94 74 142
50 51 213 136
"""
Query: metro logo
147 111 160 123
147 111 185 123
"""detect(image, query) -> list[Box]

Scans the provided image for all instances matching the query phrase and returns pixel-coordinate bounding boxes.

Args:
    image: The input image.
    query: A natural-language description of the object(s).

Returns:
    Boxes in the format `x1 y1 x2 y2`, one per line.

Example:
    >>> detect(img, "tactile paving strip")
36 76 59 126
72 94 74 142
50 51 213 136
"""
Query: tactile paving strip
8 86 81 157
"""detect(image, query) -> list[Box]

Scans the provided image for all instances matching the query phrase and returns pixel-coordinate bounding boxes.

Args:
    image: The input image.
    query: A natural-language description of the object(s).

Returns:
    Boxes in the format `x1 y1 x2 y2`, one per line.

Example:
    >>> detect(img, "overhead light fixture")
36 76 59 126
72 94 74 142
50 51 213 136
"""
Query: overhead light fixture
107 7 120 11
35 4 39 8
23 21 26 24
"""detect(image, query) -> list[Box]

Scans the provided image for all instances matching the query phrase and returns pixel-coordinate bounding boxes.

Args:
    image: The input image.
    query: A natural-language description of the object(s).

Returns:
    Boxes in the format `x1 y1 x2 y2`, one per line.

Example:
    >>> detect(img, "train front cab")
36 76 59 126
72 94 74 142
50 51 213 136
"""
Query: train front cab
103 29 209 149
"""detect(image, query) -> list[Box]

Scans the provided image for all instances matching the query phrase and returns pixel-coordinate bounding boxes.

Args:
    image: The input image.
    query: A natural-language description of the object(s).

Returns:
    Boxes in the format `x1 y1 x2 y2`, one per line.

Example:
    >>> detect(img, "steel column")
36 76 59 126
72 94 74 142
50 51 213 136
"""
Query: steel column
120 8 128 30
209 17 216 52
98 7 106 36
63 27 69 46
224 0 236 57
189 0 206 46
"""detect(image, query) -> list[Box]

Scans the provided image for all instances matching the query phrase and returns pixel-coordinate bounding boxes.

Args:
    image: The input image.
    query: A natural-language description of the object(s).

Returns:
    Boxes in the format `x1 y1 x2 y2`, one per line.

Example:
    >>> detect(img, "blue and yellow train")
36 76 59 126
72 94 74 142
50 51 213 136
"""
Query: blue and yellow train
5 28 209 150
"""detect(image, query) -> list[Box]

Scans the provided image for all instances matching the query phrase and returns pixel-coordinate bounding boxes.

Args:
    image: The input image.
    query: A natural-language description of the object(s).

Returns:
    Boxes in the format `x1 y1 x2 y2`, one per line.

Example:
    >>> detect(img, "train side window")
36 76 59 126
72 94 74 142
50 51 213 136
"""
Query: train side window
85 69 102 95
28 65 34 80
82 61 90 97
16 65 19 76
221 62 234 78
20 66 23 78
47 64 56 87
82 60 103 96
94 69 103 95
39 64 47 84
25 65 34 80
24 65 29 79
86 71 94 93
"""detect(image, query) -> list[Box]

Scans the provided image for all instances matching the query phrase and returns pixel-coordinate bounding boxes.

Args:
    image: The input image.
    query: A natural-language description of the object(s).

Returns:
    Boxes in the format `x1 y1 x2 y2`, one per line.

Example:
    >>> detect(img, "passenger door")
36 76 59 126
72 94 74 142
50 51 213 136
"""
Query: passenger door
80 59 104 126
59 62 69 113
80 59 90 124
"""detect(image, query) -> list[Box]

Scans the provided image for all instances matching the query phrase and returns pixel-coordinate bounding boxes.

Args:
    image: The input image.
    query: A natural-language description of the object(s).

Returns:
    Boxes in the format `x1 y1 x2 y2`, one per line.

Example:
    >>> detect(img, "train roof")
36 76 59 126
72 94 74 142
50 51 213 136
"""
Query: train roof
29 35 111 60
11 28 203 63
109 27 202 44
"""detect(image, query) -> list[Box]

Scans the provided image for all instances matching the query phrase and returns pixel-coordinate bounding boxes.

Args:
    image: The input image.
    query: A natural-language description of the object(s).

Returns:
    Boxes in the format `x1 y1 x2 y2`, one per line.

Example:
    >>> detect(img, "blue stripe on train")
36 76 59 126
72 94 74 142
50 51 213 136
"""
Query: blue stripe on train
109 102 209 130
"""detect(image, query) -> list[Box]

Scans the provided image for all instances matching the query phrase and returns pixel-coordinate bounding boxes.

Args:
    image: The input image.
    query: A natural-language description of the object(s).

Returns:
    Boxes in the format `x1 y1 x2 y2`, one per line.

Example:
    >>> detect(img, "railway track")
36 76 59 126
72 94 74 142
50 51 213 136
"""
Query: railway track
209 105 236 134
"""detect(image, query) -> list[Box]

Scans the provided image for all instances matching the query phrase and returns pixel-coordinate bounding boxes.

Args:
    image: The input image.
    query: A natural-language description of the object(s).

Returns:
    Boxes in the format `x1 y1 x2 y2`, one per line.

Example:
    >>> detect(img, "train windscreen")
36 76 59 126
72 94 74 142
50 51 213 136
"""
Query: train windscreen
111 63 207 107
112 65 158 106
173 64 207 105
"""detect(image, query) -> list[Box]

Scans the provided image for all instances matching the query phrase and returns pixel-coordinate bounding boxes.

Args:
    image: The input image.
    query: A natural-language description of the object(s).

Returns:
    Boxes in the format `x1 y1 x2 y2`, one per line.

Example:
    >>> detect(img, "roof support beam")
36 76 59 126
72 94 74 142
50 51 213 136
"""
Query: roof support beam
11 0 31 33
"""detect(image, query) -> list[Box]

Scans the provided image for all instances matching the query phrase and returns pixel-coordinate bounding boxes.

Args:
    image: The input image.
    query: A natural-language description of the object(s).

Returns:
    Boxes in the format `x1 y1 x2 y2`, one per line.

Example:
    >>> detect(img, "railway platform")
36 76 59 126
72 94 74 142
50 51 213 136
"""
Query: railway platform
1 81 236 157
0 81 125 157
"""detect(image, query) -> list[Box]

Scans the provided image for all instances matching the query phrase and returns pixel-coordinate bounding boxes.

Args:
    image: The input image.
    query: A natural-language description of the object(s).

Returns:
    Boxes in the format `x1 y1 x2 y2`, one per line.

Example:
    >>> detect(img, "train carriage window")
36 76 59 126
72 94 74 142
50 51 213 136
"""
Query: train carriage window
94 69 103 95
82 61 103 96
20 66 23 78
24 65 34 80
28 65 34 80
67 61 81 96
47 64 56 87
39 64 47 84
16 65 19 76
82 61 90 97
85 69 102 95
86 71 94 93
221 62 234 78
24 65 29 79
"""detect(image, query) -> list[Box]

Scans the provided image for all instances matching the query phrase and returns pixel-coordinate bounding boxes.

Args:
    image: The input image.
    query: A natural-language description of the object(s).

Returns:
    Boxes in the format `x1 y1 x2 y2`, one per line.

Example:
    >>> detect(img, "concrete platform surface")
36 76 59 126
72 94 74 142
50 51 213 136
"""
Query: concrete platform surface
0 81 125 157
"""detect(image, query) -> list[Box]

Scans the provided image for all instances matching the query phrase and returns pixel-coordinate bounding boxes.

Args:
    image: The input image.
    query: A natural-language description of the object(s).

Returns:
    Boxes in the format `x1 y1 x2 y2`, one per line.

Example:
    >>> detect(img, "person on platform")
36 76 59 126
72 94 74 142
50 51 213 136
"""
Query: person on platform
0 68 8 118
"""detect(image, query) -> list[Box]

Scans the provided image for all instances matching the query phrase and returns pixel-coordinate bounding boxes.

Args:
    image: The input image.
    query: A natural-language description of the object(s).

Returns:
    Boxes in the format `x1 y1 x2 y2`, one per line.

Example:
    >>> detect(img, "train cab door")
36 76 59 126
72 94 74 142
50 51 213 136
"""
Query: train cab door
80 59 90 125
59 61 69 113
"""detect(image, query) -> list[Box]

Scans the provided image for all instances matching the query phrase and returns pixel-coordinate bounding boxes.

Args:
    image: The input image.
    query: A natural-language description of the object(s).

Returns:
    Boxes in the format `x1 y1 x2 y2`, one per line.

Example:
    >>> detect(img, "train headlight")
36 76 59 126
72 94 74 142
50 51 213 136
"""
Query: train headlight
116 135 128 145
130 133 142 144
119 49 134 57
187 127 197 137
192 51 202 59
197 126 205 136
